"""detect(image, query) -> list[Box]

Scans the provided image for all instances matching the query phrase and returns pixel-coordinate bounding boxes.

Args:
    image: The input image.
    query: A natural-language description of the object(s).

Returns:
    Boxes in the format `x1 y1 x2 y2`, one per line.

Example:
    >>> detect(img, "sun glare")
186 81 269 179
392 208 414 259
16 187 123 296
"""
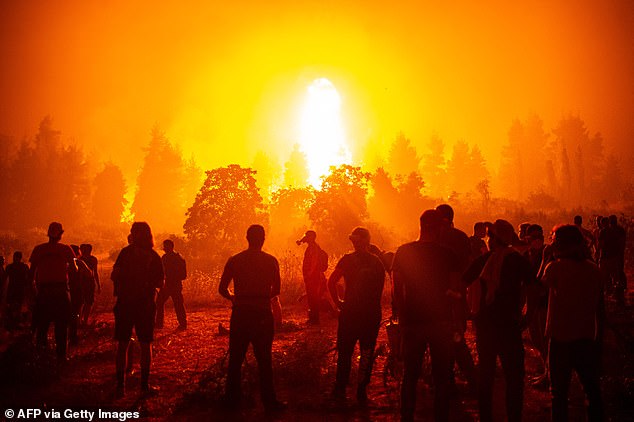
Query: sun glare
299 78 351 188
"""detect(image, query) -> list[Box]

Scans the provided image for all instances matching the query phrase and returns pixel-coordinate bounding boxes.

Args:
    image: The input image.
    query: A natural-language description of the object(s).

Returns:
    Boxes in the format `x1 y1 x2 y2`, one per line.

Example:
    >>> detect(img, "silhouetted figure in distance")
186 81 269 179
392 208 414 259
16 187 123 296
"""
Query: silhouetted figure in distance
297 230 328 325
328 227 385 405
542 225 604 422
156 239 188 330
29 222 77 363
219 224 285 412
393 209 461 422
469 222 488 261
79 243 100 326
111 222 164 396
68 244 94 345
5 252 30 331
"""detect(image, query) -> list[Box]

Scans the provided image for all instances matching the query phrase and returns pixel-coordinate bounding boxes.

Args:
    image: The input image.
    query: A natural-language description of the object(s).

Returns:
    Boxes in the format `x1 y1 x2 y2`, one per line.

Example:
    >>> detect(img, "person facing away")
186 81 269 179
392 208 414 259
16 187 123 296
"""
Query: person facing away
598 215 626 306
328 227 385 405
392 209 461 422
111 222 164 397
574 215 595 257
542 224 604 422
79 243 100 326
156 239 187 330
219 224 285 412
297 230 328 325
68 244 94 345
436 203 477 393
29 222 77 363
470 222 489 261
462 219 533 422
5 251 30 331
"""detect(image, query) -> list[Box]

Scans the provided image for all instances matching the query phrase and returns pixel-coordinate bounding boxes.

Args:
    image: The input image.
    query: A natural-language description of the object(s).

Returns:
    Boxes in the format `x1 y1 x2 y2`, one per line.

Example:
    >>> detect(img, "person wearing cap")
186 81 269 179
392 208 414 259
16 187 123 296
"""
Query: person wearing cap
79 243 100 326
4 251 30 331
155 239 188 330
392 209 461 422
297 230 328 325
219 225 285 412
29 222 77 362
462 219 533 422
541 224 604 422
111 222 164 396
328 227 385 405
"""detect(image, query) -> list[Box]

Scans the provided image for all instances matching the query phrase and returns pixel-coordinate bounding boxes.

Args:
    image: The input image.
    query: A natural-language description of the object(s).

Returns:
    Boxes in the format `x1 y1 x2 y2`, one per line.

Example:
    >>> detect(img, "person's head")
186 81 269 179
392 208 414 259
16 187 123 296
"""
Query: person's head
349 227 371 251
526 224 544 249
601 216 609 228
488 219 516 249
296 230 317 245
130 222 154 249
246 224 265 249
609 215 618 226
70 244 80 257
0 256 4 266
552 225 586 261
419 209 444 242
435 204 454 227
574 215 583 226
47 222 64 242
12 251 22 263
80 243 92 256
473 222 486 239
163 239 175 253
518 222 531 241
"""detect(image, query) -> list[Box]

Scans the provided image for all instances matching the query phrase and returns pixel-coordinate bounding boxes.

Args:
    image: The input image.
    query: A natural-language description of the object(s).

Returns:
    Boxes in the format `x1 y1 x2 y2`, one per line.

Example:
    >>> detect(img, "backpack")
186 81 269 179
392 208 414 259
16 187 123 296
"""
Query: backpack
318 248 329 273
175 254 187 281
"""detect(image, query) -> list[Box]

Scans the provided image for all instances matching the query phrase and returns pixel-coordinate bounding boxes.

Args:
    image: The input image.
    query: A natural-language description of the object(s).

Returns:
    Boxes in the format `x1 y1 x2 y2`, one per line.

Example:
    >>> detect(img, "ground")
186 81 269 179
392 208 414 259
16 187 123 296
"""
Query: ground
0 297 633 421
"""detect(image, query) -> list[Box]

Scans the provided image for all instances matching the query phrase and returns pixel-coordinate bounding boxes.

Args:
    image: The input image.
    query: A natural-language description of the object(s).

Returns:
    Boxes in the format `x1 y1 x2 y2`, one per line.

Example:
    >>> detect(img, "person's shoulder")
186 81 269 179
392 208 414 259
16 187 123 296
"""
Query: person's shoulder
396 241 419 253
261 250 279 264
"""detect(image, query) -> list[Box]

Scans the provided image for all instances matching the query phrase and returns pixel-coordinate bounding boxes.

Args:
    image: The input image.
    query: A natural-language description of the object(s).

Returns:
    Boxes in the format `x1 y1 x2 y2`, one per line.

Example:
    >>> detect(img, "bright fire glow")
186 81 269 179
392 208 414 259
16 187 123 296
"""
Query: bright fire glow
299 78 351 188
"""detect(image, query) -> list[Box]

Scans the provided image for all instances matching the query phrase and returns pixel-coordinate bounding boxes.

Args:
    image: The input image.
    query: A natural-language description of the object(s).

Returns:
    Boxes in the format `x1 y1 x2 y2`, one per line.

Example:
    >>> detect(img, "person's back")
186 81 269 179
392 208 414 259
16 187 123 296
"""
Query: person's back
30 242 76 286
162 251 186 284
225 249 280 309
338 250 385 317
393 241 455 326
112 244 163 304
6 260 30 298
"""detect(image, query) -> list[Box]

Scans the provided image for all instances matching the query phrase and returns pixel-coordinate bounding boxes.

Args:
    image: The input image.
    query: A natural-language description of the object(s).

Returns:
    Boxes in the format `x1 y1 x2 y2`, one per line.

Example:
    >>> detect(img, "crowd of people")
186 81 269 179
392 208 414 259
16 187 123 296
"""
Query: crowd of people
0 207 628 421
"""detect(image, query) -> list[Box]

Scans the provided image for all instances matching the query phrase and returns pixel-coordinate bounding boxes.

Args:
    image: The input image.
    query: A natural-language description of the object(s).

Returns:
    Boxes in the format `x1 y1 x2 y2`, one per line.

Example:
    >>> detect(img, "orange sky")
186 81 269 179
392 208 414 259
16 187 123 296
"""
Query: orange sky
1 0 633 181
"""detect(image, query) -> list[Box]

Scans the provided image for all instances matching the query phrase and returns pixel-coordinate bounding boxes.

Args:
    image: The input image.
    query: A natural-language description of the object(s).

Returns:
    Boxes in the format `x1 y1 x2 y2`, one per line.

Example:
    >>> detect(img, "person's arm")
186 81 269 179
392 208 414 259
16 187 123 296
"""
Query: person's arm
94 259 101 292
462 253 487 287
327 267 344 310
271 259 281 298
218 258 235 303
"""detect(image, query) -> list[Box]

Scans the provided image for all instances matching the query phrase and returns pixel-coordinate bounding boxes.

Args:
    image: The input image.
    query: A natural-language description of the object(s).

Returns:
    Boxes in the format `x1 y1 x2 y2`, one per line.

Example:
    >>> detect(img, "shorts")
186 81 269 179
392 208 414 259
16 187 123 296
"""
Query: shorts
114 300 156 343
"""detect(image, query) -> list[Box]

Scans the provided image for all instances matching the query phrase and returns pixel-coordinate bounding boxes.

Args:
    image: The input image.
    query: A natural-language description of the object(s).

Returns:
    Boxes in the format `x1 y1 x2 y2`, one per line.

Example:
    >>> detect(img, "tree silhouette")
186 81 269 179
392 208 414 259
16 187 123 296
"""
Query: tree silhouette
184 164 266 265
270 186 314 247
446 139 471 194
421 134 447 198
386 132 420 178
308 164 370 253
93 162 127 227
283 144 309 187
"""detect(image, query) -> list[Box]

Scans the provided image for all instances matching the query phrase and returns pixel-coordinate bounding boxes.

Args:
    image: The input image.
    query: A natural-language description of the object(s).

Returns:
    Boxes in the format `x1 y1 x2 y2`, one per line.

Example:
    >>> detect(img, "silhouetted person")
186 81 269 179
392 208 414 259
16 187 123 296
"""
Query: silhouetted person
29 222 77 363
0 256 6 326
5 252 30 331
542 225 604 422
156 239 187 330
598 215 626 306
328 227 385 405
463 220 532 422
523 224 549 387
79 243 100 326
297 230 328 324
436 204 477 393
219 225 284 412
574 215 595 257
111 222 164 396
68 244 94 345
393 209 460 422
469 222 488 261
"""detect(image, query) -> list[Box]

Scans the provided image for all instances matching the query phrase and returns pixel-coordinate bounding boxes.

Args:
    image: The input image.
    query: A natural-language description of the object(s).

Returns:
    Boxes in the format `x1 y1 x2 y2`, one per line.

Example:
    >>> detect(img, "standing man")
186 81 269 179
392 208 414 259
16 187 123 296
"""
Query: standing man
4 252 30 330
328 227 385 405
29 222 77 363
156 239 187 330
297 230 328 325
392 210 461 422
111 222 164 396
79 244 100 326
219 225 284 412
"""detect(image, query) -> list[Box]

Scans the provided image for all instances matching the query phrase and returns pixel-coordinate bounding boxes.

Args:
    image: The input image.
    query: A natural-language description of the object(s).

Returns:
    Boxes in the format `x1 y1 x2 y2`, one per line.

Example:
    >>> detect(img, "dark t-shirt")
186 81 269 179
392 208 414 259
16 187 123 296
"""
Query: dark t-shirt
29 242 76 285
335 250 385 317
162 251 187 284
439 227 471 272
80 255 99 284
111 245 164 304
463 250 533 328
392 241 458 325
599 226 625 259
221 249 281 308
5 262 30 301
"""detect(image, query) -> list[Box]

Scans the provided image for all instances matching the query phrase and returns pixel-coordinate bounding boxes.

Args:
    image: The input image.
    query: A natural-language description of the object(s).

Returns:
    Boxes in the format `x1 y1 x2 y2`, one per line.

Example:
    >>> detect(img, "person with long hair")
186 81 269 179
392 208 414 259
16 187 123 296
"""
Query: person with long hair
111 222 164 396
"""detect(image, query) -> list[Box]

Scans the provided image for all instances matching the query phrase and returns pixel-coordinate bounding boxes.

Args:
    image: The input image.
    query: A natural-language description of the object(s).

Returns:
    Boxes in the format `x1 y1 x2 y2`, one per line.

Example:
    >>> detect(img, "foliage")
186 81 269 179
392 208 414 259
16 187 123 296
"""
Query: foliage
184 164 266 267
92 162 127 227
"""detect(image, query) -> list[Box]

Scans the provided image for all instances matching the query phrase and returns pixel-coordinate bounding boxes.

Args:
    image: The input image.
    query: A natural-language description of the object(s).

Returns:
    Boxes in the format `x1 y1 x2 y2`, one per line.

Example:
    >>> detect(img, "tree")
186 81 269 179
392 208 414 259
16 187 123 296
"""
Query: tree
308 165 370 254
283 144 309 188
184 164 266 265
252 150 282 200
446 140 471 194
92 162 127 227
269 186 314 248
421 134 447 197
386 133 420 178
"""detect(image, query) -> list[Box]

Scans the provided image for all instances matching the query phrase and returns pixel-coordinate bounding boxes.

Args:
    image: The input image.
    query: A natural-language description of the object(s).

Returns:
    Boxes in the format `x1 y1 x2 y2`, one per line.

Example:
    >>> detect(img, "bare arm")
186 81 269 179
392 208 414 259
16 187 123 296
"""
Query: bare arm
271 259 281 297
327 267 344 310
218 259 234 302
